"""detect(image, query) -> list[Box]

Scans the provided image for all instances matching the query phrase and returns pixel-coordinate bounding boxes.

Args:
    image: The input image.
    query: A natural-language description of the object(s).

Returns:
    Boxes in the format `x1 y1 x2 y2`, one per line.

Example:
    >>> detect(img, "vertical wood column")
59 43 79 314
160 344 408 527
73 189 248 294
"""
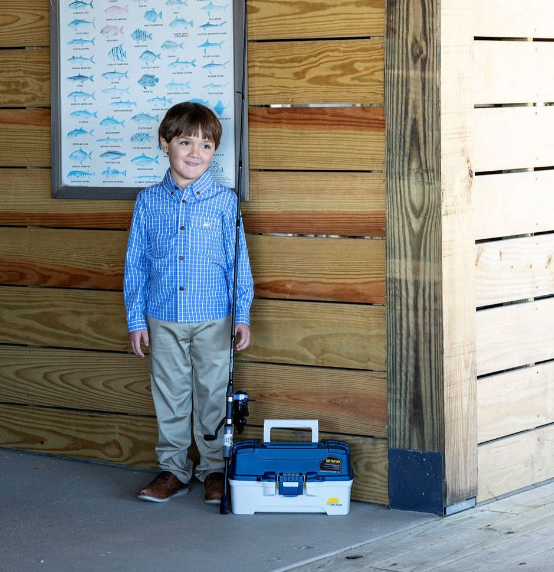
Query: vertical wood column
386 0 477 514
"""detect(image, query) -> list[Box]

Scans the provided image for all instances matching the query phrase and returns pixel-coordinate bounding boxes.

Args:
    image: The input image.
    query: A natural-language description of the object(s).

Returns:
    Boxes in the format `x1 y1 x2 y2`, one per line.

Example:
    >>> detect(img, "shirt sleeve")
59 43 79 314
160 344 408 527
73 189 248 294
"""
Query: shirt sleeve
223 194 254 326
124 193 150 332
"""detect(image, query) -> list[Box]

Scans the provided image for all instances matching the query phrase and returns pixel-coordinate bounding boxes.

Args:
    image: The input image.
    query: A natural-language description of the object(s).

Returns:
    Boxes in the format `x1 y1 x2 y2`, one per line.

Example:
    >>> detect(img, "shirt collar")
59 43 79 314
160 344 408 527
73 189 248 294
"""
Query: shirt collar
161 168 215 198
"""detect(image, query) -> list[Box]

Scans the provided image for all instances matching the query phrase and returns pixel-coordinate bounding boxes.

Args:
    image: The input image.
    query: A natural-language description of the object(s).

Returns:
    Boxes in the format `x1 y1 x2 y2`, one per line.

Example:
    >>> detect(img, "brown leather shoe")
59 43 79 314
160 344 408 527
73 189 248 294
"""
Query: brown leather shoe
138 471 189 503
204 472 225 504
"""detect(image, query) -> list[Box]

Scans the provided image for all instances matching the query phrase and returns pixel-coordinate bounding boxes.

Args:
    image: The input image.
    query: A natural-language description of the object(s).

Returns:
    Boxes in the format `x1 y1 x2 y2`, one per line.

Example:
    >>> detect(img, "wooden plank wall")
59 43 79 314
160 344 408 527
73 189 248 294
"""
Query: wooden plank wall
473 0 554 502
0 1 388 504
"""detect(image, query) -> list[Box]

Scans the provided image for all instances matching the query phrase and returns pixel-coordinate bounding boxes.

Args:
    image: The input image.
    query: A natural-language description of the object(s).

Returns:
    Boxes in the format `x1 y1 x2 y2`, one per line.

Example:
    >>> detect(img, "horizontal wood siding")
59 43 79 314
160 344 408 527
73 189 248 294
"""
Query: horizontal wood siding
0 1 388 505
473 7 554 502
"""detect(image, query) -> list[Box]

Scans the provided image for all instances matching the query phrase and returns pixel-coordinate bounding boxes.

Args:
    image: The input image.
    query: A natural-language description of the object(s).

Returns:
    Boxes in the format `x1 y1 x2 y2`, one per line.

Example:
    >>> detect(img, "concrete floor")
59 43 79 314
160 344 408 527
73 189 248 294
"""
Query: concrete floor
1 448 434 572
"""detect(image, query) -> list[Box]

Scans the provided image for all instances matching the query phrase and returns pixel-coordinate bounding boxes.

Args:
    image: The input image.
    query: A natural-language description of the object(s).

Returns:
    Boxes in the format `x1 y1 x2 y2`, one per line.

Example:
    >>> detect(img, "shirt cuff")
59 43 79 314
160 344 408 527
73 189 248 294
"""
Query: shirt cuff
128 318 147 332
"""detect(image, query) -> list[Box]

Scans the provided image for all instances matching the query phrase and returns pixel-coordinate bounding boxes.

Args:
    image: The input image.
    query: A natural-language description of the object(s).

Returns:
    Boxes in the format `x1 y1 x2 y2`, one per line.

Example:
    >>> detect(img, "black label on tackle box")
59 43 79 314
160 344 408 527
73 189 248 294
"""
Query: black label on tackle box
320 456 342 473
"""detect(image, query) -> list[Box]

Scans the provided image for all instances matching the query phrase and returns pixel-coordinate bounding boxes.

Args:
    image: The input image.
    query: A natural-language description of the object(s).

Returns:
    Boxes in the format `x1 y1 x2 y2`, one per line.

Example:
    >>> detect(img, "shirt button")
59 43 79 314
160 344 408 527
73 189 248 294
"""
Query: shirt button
182 199 186 203
179 256 183 260
179 286 184 291
196 191 200 195
171 191 174 195
180 226 185 230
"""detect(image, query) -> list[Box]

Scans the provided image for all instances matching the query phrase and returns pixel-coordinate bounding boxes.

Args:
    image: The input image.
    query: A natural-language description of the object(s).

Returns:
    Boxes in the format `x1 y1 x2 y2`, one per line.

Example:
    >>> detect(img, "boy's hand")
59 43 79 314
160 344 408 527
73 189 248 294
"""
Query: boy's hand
129 329 149 357
234 323 250 351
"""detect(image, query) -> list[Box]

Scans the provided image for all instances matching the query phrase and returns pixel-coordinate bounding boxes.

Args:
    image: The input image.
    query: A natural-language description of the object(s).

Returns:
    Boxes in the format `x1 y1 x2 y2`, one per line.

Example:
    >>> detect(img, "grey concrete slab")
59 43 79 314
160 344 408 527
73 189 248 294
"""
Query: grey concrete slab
0 449 435 572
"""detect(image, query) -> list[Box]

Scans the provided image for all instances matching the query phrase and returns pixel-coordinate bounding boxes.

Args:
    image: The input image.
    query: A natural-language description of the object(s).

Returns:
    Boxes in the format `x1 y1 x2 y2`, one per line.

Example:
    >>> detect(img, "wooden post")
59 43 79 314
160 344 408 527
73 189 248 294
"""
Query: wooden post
386 0 477 514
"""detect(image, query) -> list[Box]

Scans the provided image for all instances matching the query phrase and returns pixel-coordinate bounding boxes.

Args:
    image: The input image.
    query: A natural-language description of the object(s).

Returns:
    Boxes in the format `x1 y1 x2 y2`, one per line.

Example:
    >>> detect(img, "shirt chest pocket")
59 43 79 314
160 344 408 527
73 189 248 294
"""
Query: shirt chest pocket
147 228 175 259
187 215 223 262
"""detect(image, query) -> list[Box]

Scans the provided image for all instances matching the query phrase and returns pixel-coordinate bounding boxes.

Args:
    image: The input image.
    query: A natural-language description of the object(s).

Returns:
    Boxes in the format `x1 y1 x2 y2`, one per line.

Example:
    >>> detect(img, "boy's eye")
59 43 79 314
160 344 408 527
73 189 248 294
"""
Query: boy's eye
180 140 190 145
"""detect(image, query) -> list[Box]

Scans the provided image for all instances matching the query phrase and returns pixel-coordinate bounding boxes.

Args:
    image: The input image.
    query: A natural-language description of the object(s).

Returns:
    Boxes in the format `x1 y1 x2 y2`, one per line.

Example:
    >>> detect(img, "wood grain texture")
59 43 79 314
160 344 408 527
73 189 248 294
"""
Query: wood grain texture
0 403 388 503
249 235 385 304
475 234 554 307
473 171 554 240
0 1 49 48
478 362 554 443
474 0 554 39
476 298 554 377
478 423 554 502
0 346 387 437
0 169 135 229
0 47 50 107
474 41 554 105
0 109 50 167
245 299 386 371
474 106 554 172
247 0 385 40
0 227 127 290
243 171 385 237
249 106 385 171
0 287 386 370
386 0 442 453
248 39 384 105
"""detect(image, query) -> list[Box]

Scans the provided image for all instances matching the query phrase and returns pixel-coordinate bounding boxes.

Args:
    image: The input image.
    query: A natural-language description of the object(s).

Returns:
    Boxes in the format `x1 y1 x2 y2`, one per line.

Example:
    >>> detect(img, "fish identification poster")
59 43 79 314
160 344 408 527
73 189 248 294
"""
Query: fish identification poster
52 0 243 199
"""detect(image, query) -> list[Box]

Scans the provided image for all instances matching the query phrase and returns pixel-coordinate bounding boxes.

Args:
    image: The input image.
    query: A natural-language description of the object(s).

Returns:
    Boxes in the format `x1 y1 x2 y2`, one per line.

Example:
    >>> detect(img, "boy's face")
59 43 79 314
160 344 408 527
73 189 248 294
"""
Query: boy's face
161 130 215 189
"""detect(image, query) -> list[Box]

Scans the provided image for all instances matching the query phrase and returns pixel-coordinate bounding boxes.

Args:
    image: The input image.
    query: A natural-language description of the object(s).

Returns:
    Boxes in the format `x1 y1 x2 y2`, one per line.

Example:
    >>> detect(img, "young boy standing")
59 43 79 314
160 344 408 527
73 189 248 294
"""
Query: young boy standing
124 102 254 504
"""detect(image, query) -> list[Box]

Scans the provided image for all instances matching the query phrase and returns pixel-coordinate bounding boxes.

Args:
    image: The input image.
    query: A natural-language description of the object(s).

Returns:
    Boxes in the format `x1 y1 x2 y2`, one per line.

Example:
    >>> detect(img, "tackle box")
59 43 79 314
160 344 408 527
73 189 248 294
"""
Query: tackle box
229 420 354 515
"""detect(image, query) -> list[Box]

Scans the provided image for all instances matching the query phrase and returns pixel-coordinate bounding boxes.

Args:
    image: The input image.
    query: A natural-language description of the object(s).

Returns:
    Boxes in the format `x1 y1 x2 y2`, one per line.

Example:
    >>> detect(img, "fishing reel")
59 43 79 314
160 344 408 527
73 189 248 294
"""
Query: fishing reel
204 390 249 441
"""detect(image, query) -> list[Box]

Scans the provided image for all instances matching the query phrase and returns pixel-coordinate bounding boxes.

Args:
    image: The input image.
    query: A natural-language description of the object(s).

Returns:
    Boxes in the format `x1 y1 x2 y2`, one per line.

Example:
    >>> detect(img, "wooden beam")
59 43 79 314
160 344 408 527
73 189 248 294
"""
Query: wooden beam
0 1 49 48
0 109 50 167
0 47 50 107
247 0 385 41
248 39 384 105
386 0 476 512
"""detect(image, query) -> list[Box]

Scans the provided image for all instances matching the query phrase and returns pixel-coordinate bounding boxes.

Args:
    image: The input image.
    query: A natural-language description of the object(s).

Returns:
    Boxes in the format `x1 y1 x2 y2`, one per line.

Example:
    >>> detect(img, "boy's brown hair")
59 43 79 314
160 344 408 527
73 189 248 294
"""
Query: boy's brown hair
158 102 222 149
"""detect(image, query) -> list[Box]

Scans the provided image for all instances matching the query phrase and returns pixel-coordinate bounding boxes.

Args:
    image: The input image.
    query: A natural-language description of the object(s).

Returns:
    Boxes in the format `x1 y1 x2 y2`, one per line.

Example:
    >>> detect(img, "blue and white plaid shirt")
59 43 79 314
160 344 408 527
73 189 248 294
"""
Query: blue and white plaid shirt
124 168 254 332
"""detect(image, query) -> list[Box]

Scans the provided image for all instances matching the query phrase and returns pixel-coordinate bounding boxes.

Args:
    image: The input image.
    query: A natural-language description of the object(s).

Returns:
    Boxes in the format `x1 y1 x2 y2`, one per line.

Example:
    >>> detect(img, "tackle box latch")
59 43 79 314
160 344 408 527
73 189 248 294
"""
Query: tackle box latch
277 473 305 497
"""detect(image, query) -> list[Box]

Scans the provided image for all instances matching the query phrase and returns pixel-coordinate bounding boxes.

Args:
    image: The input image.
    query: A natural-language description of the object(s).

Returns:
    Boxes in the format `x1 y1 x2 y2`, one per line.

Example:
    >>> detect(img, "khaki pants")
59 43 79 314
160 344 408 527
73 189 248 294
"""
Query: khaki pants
147 315 231 484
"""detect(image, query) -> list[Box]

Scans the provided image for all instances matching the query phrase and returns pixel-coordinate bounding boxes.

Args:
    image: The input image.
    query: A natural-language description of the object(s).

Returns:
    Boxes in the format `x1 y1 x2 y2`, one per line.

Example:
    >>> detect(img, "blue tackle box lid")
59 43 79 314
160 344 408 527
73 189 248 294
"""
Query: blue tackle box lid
230 439 354 482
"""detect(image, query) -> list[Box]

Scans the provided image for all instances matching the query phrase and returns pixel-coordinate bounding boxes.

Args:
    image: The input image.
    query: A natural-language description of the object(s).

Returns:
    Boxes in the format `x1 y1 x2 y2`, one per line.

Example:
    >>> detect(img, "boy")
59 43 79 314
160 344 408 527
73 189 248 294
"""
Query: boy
124 102 254 504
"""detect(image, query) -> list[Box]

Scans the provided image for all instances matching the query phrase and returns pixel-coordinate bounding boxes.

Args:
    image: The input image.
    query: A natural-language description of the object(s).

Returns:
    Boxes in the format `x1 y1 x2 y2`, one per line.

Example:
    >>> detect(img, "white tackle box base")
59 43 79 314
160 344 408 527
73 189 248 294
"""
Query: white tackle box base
229 478 353 515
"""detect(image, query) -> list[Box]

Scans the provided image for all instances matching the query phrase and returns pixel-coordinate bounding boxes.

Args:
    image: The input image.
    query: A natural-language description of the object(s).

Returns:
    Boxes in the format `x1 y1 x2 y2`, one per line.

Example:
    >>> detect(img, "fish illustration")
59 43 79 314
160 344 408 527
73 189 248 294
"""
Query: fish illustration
69 149 93 164
140 50 161 65
68 170 95 178
131 153 159 166
97 136 124 142
68 128 95 138
201 2 229 17
160 41 183 51
202 82 229 89
209 160 223 173
199 21 226 29
100 116 126 127
169 18 193 29
69 0 94 9
198 39 224 53
136 175 161 181
132 113 159 124
110 100 137 107
147 96 173 105
131 29 153 42
144 9 162 23
102 86 131 95
101 25 124 36
213 100 229 116
69 109 98 118
165 81 191 90
68 19 96 29
101 71 129 81
138 74 159 89
203 60 229 69
68 55 95 64
166 0 187 5
131 132 154 143
67 74 94 83
168 58 195 68
68 91 96 101
108 44 127 62
100 150 126 160
187 98 209 107
102 167 127 177
68 38 95 46
104 5 129 15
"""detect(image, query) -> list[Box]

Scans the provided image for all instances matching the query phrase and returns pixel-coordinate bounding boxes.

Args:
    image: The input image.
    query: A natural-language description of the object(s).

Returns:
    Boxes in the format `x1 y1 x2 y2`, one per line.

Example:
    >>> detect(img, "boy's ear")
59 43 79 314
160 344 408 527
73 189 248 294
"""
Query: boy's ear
160 137 169 153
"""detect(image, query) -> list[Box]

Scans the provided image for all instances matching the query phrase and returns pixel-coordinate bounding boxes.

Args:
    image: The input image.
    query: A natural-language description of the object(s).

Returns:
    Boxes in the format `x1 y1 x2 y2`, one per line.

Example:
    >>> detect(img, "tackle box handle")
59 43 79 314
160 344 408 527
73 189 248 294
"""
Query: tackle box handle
263 419 319 443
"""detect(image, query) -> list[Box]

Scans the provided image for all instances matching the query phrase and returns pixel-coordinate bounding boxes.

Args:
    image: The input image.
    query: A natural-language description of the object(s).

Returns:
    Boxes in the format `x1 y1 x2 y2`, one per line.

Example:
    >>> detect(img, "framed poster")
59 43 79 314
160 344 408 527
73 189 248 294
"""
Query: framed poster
50 0 247 199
